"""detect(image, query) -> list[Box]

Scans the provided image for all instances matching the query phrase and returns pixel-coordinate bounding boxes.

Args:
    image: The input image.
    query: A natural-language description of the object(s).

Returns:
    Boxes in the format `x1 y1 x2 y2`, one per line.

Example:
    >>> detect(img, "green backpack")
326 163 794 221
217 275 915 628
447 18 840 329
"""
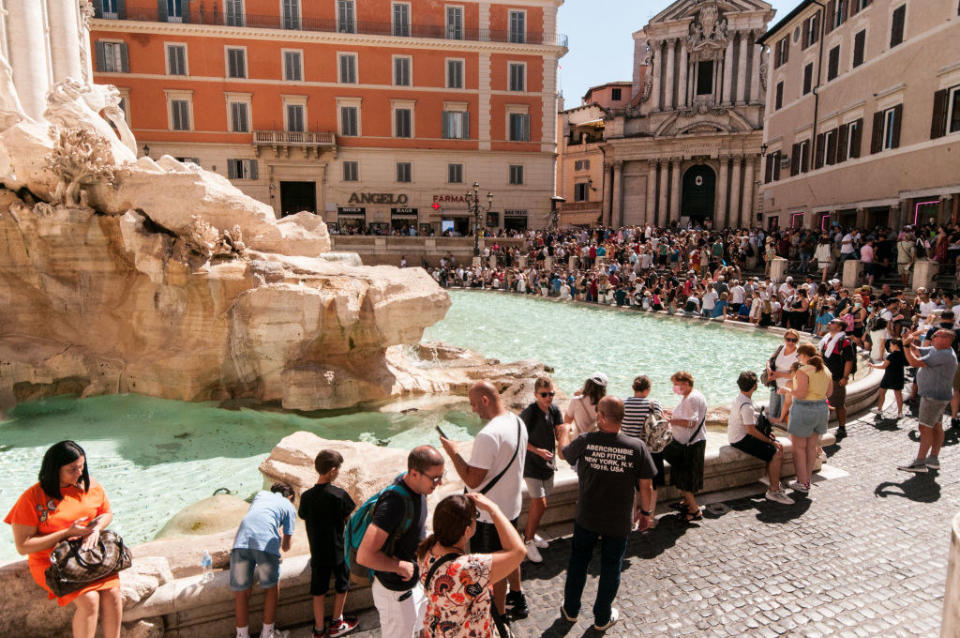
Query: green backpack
343 477 415 585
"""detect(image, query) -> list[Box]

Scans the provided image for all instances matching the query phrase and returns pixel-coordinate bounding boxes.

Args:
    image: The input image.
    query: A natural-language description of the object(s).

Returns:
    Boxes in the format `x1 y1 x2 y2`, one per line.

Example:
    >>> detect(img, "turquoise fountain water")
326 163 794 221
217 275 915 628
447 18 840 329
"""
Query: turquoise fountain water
1 291 784 561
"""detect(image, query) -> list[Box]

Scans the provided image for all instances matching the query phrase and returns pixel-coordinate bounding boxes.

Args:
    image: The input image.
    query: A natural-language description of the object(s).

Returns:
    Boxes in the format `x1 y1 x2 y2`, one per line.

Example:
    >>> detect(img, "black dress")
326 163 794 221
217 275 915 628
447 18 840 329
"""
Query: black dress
880 350 906 391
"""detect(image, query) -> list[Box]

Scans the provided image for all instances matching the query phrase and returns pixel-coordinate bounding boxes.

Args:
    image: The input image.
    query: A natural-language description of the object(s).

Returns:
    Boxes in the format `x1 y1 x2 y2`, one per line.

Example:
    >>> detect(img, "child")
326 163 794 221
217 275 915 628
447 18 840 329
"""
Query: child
869 339 906 418
298 450 359 638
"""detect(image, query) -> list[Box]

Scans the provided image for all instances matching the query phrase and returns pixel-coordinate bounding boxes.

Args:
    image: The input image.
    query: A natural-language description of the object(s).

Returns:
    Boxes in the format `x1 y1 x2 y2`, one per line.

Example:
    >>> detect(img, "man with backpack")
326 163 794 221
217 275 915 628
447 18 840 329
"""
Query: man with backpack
355 446 445 638
821 318 857 439
439 381 529 630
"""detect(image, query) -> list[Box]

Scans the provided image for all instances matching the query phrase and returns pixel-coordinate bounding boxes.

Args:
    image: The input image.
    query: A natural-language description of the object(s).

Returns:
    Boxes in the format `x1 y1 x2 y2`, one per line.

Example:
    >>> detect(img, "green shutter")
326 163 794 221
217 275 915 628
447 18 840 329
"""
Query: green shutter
117 0 126 19
120 43 130 73
931 89 949 139
95 41 106 72
158 0 167 21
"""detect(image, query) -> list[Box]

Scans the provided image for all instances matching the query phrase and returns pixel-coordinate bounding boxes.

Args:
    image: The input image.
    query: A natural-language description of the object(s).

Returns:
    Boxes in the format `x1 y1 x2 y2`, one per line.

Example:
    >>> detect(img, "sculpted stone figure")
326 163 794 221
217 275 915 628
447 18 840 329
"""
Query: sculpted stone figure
45 126 119 208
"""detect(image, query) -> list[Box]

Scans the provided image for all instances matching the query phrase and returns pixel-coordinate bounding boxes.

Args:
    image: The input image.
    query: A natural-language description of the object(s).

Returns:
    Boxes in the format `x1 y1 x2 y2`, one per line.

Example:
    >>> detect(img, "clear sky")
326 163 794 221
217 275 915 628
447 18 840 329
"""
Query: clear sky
556 0 802 105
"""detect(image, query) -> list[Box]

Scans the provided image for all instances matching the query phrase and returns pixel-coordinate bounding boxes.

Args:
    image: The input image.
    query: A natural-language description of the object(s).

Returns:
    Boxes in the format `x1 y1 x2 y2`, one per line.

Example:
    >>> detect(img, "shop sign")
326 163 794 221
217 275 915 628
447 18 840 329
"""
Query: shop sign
338 206 366 214
432 194 469 207
504 209 527 217
347 193 408 205
391 207 418 215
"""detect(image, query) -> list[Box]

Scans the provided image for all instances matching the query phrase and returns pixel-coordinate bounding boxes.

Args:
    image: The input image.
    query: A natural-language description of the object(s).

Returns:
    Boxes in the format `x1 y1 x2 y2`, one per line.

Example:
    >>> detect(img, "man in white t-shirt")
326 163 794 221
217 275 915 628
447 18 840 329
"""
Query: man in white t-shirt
727 372 793 504
700 287 719 318
440 381 529 626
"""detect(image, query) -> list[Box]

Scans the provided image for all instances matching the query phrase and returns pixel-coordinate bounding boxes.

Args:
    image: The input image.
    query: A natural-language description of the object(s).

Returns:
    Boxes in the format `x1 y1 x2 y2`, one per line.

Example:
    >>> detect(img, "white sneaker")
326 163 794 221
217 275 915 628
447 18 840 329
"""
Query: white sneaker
261 629 289 638
765 489 795 505
787 480 809 493
524 540 543 563
594 608 620 631
533 533 549 549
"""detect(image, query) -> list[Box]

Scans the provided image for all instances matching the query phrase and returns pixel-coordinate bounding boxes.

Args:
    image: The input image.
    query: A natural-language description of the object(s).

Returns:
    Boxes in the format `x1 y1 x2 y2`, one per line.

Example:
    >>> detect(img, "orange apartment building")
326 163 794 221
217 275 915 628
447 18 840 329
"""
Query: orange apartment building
89 0 567 234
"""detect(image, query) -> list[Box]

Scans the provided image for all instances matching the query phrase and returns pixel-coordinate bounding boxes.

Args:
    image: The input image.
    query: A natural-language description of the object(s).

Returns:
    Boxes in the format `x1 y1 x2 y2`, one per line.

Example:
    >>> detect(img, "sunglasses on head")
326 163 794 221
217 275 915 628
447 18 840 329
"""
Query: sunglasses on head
538 391 556 397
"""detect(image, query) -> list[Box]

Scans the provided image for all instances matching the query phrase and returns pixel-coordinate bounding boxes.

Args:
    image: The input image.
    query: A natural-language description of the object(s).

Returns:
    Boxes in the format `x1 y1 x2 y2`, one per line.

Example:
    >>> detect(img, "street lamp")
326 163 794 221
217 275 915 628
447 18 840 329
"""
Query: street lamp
465 181 494 260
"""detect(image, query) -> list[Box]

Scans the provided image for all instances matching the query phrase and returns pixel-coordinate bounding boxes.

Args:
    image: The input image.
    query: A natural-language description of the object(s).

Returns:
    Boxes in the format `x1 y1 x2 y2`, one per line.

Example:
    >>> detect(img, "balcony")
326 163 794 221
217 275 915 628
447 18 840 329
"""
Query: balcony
253 130 336 158
100 7 568 47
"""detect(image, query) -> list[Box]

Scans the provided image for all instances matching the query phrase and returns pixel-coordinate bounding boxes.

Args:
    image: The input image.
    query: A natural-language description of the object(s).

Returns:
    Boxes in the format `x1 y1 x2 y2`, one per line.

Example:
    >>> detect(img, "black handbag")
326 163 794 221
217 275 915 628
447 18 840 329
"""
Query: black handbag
755 407 773 438
44 529 132 598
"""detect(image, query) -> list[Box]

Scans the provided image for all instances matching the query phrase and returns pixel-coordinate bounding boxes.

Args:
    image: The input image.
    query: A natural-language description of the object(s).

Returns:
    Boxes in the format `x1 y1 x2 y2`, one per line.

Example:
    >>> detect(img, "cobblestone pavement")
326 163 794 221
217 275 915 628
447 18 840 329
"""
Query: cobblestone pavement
291 407 960 638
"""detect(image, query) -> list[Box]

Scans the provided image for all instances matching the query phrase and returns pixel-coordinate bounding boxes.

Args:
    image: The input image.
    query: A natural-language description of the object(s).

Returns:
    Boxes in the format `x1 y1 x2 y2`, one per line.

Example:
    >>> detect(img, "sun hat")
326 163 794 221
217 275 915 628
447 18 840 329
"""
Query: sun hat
588 372 608 387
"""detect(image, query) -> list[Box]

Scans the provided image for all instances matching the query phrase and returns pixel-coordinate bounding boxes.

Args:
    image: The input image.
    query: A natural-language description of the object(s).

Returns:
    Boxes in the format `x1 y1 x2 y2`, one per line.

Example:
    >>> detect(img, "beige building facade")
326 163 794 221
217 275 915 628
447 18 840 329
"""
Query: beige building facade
602 0 775 229
758 0 960 230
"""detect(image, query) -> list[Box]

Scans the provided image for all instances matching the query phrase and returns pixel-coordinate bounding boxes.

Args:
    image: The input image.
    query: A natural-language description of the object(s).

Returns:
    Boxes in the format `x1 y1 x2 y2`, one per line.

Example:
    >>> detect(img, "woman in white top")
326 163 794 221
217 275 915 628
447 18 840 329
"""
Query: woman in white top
563 373 607 435
661 371 709 523
766 330 800 423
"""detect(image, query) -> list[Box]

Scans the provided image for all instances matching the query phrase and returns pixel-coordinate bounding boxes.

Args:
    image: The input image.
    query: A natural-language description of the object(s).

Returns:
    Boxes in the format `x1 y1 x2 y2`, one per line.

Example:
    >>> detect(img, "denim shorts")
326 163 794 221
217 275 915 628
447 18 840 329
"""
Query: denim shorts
524 476 554 499
230 548 280 591
788 399 829 438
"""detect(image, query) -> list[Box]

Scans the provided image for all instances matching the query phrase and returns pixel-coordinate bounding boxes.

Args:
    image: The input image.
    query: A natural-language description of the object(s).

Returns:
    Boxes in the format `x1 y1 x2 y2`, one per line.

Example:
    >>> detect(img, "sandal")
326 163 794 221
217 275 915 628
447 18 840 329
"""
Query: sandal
683 508 703 522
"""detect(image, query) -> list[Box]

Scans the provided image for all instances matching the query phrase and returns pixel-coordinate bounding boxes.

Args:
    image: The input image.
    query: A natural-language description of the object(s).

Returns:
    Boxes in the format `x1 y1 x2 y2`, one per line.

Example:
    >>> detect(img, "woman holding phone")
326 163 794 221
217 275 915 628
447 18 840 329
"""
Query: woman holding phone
4 441 122 638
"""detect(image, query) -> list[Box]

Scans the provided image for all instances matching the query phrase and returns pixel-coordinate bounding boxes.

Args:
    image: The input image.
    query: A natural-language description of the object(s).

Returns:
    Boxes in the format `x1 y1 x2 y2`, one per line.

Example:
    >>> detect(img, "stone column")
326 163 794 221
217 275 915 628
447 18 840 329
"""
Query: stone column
46 0 83 84
715 156 730 228
646 161 658 226
658 162 670 227
6 0 53 120
769 257 789 283
650 40 662 112
855 207 867 228
737 33 749 104
602 163 613 226
750 33 762 104
729 156 743 226
670 159 682 223
722 36 735 105
714 56 723 106
677 45 689 109
741 156 756 227
665 39 676 111
611 161 624 228
843 258 863 289
914 260 940 290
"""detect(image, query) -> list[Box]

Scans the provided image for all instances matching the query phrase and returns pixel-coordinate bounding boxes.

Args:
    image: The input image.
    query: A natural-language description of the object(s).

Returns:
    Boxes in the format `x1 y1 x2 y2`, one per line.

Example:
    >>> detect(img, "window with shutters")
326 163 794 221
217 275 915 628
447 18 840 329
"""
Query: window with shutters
509 10 526 43
446 6 463 40
102 0 119 18
393 56 412 87
827 45 840 81
228 101 249 132
774 38 789 68
285 103 305 133
508 63 525 92
97 41 128 72
574 182 589 202
339 105 359 136
839 119 862 160
448 163 463 184
338 53 357 83
394 107 413 138
343 161 359 182
396 162 412 183
798 139 810 173
441 111 469 139
227 159 258 180
802 13 820 49
337 0 356 33
931 86 960 139
225 0 244 26
764 150 782 183
226 47 246 79
890 5 906 48
446 59 464 89
508 165 524 185
803 63 814 95
872 105 902 152
282 0 300 29
392 3 410 36
775 82 783 110
833 0 847 29
166 0 184 22
824 129 837 165
852 30 866 68
508 113 530 141
283 50 302 81
169 99 191 131
854 0 871 11
166 44 187 76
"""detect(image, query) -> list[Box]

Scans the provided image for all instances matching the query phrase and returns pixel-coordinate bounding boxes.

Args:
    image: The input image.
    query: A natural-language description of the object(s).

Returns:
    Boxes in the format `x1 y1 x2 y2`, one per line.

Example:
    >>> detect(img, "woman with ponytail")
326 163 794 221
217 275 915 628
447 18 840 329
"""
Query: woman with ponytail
785 344 833 494
417 493 525 638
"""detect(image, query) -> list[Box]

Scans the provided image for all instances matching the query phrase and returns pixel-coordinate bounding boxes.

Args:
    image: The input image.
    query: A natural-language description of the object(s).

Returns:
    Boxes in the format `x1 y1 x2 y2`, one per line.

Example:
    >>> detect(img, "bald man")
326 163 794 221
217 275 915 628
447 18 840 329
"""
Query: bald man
440 381 529 627
558 395 656 631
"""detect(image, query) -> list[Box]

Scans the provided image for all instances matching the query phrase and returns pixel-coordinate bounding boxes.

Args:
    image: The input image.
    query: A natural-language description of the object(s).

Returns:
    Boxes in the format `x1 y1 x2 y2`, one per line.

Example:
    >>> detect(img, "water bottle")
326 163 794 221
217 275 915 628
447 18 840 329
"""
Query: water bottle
201 550 213 582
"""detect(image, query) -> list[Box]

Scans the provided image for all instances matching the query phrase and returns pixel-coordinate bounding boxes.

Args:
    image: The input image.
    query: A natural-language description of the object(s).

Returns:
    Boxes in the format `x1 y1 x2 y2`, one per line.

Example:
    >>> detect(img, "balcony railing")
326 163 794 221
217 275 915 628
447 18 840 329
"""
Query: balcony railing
100 8 567 47
254 130 336 157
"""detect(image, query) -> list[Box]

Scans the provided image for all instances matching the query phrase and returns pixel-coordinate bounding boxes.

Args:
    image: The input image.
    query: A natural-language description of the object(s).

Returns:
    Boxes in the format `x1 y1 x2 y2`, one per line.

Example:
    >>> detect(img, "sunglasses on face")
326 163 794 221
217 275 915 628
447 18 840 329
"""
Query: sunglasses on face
785 337 798 343
421 471 444 485
538 391 556 397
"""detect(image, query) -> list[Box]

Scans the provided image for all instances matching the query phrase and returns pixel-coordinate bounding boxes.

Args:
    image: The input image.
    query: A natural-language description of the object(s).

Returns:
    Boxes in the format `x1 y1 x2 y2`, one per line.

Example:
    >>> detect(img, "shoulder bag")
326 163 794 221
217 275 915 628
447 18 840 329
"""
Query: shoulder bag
45 529 132 598
761 345 785 388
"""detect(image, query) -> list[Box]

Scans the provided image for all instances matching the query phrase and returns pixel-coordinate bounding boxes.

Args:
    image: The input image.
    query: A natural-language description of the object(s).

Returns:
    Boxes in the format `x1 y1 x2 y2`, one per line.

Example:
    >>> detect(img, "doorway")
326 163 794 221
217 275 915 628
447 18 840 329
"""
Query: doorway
681 165 716 224
280 181 316 217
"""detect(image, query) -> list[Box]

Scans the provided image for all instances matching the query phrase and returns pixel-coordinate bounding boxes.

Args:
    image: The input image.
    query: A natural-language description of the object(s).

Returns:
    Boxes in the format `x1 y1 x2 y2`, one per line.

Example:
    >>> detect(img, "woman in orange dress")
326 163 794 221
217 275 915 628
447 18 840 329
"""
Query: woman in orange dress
4 440 122 638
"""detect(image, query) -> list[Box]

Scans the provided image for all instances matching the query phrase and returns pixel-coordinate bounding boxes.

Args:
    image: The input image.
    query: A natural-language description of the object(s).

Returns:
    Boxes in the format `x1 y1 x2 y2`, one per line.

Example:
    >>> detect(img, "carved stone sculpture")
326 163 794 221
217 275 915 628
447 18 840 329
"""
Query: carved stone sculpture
759 60 769 91
45 126 119 208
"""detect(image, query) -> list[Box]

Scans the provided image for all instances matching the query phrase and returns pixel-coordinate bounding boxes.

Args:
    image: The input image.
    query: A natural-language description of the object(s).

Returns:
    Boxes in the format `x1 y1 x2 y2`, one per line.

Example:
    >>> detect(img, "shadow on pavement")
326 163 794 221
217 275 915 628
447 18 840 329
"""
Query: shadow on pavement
754 496 812 523
538 617 577 638
870 415 903 431
874 473 941 502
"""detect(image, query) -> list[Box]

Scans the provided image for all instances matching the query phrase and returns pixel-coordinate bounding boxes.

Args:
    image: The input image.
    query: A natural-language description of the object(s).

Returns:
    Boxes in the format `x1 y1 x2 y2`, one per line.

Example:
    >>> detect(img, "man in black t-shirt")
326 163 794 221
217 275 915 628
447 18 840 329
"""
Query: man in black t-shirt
519 376 564 564
299 450 357 638
357 446 444 638
558 396 656 632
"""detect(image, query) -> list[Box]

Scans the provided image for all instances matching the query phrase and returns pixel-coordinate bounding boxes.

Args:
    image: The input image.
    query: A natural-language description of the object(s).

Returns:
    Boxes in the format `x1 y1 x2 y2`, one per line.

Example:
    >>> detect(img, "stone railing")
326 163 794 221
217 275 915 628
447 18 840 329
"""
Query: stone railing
330 236 526 266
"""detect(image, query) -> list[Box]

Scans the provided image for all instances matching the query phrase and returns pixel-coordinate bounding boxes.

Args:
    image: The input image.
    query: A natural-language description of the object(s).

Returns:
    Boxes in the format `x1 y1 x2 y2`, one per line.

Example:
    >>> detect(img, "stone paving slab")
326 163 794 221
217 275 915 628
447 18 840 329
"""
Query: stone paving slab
287 407 960 638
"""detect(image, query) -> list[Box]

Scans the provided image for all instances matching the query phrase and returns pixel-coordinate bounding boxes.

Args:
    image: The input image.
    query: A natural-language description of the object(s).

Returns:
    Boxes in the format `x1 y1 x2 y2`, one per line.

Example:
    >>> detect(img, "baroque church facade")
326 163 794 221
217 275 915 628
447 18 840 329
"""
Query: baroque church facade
601 0 775 229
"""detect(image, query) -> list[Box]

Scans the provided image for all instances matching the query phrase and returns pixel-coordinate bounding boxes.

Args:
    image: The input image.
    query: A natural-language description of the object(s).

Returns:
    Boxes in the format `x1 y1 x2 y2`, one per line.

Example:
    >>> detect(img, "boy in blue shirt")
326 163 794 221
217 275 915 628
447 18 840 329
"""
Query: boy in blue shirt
231 483 297 638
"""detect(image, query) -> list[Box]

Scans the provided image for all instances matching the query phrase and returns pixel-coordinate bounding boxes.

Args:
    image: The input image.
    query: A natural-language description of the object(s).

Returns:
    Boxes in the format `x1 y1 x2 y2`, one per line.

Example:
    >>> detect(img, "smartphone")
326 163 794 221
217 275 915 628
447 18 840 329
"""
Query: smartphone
435 425 450 439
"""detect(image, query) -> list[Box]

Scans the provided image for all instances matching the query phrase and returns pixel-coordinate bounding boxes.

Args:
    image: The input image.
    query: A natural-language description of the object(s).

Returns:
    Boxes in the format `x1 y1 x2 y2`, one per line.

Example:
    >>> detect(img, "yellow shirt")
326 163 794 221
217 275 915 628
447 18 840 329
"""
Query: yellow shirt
797 364 830 401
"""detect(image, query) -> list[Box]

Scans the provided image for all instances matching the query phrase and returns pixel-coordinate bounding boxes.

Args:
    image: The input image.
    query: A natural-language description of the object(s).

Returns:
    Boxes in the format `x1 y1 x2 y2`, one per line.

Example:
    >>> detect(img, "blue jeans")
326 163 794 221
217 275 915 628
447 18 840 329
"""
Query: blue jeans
769 388 783 420
562 523 627 625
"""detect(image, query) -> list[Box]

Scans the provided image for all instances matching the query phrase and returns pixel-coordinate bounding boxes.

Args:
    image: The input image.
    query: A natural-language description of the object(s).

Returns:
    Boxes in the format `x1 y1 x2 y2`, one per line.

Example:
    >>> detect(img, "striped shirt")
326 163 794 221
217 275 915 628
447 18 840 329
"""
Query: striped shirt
622 396 663 440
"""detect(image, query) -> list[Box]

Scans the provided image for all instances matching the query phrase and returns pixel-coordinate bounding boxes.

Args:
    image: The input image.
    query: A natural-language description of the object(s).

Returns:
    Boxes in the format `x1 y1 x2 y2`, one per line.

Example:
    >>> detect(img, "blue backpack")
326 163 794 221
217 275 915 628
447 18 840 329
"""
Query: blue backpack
343 477 415 585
